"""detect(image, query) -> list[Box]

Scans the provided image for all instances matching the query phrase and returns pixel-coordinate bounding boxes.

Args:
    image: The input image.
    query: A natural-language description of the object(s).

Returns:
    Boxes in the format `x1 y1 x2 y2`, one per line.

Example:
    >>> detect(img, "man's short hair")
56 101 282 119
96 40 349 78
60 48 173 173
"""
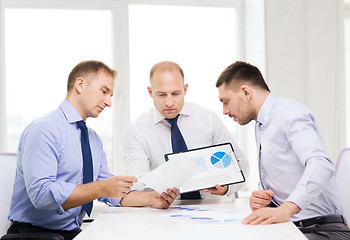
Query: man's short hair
216 61 270 92
149 61 184 82
67 60 117 92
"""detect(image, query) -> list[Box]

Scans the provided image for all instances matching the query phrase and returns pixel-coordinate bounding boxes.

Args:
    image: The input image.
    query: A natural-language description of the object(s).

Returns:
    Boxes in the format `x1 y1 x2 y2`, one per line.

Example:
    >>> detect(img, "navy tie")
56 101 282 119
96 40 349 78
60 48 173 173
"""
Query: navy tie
76 120 93 216
166 115 201 199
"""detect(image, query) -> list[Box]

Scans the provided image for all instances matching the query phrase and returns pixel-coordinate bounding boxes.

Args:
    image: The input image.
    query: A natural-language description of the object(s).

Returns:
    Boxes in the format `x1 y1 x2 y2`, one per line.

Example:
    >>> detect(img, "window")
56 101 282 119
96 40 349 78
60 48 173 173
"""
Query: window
129 4 239 138
4 8 113 167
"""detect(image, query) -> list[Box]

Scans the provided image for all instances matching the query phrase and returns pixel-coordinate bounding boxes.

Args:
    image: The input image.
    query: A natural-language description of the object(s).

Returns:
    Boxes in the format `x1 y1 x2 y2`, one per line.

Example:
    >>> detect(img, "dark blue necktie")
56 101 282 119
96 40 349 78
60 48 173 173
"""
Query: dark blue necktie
76 120 93 216
166 115 201 199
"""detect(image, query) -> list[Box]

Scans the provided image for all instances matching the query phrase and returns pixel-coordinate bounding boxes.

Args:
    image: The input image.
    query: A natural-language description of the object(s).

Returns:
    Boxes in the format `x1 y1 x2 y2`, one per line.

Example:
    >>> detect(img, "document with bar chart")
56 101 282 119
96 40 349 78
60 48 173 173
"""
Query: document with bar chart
164 142 245 194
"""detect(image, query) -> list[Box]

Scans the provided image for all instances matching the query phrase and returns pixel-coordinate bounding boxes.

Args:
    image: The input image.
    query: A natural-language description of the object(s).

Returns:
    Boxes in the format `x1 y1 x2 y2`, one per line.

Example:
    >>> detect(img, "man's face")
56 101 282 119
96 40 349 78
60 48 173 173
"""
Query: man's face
79 71 114 120
218 83 255 125
148 70 188 119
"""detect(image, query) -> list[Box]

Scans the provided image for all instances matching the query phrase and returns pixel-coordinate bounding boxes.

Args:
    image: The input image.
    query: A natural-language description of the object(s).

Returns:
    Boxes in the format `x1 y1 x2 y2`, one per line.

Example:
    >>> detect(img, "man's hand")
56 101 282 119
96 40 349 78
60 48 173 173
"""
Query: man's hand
120 188 179 209
101 175 137 198
150 188 180 209
249 190 274 211
242 201 300 225
202 184 228 195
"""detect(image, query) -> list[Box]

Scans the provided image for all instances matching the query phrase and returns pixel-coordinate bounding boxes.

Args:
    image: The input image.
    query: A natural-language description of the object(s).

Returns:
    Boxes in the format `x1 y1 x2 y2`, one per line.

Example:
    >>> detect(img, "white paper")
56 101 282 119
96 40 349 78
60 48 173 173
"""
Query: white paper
138 157 201 194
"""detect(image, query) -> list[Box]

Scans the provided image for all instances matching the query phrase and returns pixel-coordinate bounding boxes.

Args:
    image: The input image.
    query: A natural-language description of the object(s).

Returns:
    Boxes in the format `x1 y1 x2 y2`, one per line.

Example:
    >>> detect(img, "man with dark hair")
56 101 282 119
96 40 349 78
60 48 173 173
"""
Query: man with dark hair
216 61 350 239
6 60 140 240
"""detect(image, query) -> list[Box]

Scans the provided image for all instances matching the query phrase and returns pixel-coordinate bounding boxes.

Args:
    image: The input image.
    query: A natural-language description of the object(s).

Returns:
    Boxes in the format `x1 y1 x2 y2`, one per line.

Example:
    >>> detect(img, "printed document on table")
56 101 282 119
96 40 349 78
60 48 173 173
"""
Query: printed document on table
163 205 245 223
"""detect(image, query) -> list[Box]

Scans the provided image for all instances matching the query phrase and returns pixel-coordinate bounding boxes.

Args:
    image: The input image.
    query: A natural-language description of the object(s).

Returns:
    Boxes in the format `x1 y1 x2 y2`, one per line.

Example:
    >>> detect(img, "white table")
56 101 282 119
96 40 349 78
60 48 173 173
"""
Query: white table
74 197 307 240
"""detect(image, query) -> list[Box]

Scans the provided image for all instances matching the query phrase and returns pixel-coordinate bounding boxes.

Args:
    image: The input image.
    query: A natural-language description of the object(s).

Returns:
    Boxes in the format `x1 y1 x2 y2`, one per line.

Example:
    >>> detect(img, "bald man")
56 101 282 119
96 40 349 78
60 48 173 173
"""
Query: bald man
122 61 249 207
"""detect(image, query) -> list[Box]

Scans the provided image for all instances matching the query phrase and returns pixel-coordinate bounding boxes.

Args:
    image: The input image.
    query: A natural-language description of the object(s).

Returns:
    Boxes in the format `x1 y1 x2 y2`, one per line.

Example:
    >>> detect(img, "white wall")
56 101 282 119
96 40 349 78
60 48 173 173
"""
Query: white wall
0 0 6 152
264 0 345 161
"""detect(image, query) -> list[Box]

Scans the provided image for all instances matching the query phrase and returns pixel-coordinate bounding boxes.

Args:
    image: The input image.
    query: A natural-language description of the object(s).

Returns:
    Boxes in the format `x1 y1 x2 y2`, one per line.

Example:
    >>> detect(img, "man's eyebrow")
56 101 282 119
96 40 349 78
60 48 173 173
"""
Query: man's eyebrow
102 86 111 92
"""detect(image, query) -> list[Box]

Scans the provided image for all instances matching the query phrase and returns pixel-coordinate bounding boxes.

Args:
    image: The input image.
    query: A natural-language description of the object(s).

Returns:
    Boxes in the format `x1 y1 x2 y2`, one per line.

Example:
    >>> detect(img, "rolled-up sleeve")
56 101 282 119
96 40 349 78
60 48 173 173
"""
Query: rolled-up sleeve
21 123 77 211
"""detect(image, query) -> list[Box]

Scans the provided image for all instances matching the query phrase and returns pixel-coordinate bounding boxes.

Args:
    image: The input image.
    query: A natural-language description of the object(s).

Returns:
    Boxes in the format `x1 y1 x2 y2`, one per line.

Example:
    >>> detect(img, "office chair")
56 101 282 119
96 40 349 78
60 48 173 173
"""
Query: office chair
0 153 63 240
335 148 350 225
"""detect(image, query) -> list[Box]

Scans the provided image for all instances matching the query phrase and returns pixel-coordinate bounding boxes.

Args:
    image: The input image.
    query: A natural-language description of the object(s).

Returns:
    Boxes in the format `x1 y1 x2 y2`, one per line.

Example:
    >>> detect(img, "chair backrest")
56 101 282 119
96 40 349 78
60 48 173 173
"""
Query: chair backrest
335 148 350 225
0 153 17 236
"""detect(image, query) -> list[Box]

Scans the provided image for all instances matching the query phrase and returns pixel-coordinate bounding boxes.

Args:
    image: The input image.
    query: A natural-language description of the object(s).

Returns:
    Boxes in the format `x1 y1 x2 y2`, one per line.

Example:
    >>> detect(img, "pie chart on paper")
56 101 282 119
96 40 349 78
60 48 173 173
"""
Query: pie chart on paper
210 151 231 168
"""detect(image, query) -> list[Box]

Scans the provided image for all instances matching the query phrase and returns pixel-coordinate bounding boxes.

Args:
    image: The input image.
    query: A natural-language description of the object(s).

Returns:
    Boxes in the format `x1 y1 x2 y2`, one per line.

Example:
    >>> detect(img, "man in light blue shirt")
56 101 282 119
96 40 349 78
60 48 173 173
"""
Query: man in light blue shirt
216 61 350 239
6 60 178 240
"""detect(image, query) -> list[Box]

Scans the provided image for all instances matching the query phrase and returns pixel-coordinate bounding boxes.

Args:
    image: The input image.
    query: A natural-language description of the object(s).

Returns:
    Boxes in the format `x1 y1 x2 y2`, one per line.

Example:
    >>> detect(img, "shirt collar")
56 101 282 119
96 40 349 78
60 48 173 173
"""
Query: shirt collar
152 102 191 125
59 99 83 124
256 93 277 126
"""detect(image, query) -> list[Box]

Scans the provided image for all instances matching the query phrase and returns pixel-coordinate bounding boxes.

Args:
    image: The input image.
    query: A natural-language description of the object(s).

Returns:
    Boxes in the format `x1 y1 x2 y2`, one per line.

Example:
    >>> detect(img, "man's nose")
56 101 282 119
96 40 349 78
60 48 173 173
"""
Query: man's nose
105 95 112 107
165 96 174 107
223 105 229 115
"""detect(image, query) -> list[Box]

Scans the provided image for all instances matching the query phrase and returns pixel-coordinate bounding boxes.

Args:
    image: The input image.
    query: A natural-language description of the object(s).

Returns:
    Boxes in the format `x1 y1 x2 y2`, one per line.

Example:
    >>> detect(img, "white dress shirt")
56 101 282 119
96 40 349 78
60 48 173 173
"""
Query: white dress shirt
257 93 342 221
123 102 249 196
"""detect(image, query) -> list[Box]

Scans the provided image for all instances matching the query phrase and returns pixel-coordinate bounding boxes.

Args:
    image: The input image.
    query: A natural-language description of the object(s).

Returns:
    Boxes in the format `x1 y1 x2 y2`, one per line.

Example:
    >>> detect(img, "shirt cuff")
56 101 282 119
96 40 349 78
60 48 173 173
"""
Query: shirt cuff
98 197 122 207
51 181 77 212
58 206 65 215
285 186 318 210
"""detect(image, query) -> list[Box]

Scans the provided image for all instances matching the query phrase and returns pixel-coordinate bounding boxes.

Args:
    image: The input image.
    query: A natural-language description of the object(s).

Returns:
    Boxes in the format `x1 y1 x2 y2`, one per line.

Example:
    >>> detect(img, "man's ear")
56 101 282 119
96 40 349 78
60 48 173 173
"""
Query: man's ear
75 77 84 94
241 85 252 101
183 83 188 96
147 86 153 98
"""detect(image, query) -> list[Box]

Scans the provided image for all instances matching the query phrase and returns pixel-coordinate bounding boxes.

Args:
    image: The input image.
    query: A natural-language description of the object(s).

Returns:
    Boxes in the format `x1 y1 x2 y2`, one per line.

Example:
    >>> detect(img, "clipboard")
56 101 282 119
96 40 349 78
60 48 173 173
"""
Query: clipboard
164 142 245 194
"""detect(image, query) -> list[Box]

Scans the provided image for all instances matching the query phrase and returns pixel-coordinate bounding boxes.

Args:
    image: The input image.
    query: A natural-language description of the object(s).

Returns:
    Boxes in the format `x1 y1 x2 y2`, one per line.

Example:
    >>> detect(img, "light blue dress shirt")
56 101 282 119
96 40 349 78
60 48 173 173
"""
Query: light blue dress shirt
256 93 342 221
8 100 121 231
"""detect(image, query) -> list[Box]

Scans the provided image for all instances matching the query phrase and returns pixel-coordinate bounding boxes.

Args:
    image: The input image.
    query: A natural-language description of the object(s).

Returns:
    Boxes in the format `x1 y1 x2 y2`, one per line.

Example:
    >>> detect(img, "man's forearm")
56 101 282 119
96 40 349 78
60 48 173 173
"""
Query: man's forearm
120 191 153 207
62 175 136 210
279 201 301 217
61 181 104 209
